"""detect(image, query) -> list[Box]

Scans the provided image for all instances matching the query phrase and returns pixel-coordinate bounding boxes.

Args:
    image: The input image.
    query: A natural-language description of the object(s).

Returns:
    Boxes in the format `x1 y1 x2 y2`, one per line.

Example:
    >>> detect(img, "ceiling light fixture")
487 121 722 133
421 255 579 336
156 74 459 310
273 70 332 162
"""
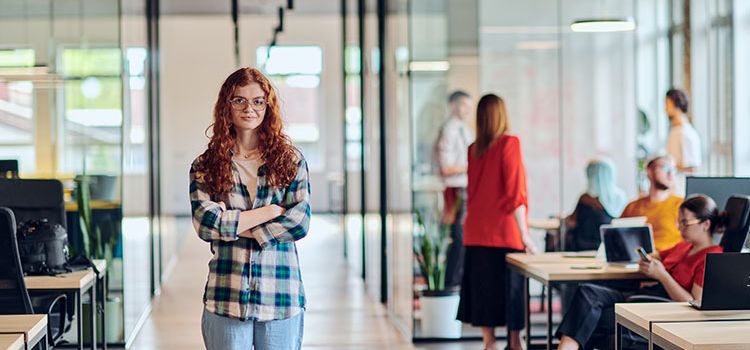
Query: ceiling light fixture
408 61 450 72
570 18 636 32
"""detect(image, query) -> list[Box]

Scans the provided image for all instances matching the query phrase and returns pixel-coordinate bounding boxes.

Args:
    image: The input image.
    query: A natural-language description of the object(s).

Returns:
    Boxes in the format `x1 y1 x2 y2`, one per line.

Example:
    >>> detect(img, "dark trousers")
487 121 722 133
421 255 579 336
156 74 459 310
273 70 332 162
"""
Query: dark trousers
556 283 658 350
443 187 466 288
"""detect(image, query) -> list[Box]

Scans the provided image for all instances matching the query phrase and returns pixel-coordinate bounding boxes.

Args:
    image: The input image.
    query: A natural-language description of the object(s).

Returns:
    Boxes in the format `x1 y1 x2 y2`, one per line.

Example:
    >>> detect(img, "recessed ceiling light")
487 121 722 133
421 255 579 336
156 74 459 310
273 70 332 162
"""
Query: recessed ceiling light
570 18 636 32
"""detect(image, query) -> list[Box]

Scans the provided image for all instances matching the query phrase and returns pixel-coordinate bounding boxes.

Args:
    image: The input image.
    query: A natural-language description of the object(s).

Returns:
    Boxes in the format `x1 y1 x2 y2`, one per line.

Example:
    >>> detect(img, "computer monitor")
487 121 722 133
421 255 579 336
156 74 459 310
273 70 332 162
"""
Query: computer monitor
686 177 750 210
0 159 18 178
600 225 655 263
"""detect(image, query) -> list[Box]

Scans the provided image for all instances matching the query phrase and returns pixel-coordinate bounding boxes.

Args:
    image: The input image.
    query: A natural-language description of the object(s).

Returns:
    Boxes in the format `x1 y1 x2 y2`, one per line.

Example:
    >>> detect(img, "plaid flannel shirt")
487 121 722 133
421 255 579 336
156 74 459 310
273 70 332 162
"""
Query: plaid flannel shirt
190 153 310 321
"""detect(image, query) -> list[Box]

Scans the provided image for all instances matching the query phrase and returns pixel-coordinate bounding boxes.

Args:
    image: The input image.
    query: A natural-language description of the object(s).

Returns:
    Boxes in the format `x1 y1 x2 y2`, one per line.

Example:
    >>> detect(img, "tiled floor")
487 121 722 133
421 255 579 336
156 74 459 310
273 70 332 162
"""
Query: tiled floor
130 215 496 349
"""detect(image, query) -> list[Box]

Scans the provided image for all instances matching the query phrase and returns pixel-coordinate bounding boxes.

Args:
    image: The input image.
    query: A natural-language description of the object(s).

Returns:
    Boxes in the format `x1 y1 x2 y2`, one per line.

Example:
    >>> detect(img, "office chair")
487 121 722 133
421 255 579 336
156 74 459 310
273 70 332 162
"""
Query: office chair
0 207 68 348
719 195 750 252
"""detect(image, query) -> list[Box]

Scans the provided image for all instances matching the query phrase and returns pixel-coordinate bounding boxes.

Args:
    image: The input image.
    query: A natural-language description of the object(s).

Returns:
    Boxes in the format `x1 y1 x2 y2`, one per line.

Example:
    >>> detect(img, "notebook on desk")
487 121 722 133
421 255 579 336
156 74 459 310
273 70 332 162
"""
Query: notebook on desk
689 253 750 310
600 224 655 268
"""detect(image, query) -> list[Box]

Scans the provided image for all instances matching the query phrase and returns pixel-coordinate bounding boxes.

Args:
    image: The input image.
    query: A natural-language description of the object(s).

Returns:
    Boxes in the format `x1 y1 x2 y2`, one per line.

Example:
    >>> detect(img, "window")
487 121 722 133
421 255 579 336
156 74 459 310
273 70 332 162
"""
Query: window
0 48 36 173
257 46 323 170
59 47 122 175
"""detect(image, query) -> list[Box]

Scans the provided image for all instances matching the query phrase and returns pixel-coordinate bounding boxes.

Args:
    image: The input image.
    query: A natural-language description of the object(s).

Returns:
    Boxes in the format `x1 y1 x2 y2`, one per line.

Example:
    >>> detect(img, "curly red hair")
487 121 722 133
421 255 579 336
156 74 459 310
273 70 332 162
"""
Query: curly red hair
195 67 298 195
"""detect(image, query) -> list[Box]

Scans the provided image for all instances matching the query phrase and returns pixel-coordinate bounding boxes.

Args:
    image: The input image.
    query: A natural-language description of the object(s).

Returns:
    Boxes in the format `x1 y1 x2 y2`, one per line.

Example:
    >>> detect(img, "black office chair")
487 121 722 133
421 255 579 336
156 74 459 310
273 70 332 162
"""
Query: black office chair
0 207 68 348
719 195 750 252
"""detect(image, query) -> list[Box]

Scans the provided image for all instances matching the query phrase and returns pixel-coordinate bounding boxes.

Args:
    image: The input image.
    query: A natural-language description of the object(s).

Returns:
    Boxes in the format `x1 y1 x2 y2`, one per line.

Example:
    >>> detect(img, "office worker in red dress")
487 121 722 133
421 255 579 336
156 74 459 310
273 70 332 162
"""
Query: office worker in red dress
456 94 537 350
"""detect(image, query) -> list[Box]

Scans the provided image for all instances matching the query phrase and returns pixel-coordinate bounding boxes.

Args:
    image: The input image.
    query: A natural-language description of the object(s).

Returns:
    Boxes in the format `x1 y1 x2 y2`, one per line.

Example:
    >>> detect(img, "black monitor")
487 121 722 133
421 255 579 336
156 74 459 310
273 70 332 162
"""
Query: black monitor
0 159 18 178
686 177 750 210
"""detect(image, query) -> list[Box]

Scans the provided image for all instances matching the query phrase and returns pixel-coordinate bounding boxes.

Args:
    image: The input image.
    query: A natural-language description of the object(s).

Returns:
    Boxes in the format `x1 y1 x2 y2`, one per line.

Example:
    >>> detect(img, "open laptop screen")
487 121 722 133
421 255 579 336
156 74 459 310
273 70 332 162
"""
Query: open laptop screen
600 225 654 263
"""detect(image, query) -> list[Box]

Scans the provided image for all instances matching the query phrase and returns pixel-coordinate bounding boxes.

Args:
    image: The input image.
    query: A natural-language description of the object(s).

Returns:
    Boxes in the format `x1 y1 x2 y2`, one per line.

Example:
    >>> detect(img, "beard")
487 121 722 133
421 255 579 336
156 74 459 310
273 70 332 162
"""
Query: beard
653 180 669 191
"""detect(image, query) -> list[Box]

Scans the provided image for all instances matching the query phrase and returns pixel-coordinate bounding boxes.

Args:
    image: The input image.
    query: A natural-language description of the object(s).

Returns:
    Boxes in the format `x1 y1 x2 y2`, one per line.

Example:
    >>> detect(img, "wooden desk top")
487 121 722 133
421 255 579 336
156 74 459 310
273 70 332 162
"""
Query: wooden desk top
653 320 750 350
0 334 24 350
0 315 47 341
24 259 105 290
615 302 750 331
507 252 643 282
506 252 599 266
529 218 561 231
520 262 645 282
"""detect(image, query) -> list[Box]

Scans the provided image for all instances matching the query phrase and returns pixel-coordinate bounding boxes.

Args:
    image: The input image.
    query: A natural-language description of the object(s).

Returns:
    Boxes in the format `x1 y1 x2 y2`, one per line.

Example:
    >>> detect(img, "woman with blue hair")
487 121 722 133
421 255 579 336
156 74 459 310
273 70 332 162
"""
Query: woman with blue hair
564 158 628 251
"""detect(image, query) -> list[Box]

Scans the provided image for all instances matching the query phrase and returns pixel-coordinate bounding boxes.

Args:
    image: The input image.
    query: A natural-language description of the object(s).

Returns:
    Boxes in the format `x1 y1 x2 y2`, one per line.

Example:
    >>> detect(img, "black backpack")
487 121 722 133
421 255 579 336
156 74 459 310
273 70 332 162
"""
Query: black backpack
16 218 70 275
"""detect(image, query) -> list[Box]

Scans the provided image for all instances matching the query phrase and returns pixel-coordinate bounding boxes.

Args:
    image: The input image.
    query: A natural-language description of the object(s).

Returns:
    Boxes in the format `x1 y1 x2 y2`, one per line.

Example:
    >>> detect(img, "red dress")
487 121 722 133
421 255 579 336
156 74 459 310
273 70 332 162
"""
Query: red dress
463 135 527 250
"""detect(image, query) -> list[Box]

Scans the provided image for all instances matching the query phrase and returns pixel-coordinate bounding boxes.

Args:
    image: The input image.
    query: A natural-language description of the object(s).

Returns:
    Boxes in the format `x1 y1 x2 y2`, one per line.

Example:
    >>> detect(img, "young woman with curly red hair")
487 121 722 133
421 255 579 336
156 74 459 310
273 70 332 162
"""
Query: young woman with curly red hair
190 67 311 350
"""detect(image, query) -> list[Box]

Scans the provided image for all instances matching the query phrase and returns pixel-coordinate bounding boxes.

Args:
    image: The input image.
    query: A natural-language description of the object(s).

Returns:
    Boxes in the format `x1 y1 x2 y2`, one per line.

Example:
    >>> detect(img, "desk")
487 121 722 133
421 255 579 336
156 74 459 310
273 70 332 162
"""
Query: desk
0 315 47 350
652 320 750 350
505 251 597 265
0 334 24 350
25 259 107 350
506 253 646 350
615 303 750 350
528 218 561 231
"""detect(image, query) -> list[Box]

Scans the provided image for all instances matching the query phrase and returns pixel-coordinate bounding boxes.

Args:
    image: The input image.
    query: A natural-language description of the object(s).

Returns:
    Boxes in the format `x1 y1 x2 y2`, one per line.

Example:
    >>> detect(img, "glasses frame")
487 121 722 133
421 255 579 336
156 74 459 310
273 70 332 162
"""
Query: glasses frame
677 218 702 229
229 96 268 112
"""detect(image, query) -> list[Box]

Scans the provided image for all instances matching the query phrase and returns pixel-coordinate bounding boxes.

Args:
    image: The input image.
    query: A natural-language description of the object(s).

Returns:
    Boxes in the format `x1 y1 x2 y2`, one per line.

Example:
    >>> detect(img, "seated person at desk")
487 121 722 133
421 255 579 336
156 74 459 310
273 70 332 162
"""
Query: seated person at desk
555 195 725 350
565 158 627 251
621 156 683 251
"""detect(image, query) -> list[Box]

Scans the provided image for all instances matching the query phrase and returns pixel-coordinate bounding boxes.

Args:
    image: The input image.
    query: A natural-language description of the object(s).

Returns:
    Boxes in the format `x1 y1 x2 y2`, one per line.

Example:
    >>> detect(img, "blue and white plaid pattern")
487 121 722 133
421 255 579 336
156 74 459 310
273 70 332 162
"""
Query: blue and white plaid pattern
190 154 310 321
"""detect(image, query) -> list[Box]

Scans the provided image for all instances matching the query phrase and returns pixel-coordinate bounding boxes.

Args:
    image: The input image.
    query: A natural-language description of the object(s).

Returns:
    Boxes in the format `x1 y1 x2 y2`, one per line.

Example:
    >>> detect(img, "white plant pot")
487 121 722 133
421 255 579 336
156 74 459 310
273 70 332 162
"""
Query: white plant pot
420 293 462 338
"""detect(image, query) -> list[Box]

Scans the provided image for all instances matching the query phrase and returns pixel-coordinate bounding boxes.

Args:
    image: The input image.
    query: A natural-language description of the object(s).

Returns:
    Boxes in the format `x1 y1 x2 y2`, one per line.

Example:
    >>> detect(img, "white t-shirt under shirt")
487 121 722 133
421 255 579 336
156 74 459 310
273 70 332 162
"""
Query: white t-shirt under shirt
667 123 702 170
436 116 474 188
667 123 701 197
233 158 262 205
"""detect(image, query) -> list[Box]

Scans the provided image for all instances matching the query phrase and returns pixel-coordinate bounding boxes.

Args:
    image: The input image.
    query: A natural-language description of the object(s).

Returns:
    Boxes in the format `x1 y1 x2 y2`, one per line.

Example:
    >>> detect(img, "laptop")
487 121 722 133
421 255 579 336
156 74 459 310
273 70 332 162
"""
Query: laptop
689 253 750 310
599 224 655 267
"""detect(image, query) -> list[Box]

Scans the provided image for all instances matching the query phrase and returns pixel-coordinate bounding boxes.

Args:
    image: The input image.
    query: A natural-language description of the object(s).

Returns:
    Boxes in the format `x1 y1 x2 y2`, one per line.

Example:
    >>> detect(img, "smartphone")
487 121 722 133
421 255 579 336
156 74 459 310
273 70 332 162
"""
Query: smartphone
636 247 651 262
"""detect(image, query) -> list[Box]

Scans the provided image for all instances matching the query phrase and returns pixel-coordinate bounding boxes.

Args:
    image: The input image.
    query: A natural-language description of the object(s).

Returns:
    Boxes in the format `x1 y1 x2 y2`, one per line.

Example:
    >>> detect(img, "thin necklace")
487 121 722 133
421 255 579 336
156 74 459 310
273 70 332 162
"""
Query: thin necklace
235 148 260 160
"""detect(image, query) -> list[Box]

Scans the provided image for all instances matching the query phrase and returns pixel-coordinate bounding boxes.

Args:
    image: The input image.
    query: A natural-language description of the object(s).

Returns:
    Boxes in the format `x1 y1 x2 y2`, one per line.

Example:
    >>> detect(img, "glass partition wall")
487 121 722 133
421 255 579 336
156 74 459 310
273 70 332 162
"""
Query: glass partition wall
409 0 640 341
408 0 744 342
0 0 154 345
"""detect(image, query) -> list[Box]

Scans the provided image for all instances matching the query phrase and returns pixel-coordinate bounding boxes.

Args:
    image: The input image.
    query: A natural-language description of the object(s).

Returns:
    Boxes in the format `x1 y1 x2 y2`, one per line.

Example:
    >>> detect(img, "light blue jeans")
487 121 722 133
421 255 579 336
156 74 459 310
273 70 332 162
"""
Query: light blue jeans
201 309 304 350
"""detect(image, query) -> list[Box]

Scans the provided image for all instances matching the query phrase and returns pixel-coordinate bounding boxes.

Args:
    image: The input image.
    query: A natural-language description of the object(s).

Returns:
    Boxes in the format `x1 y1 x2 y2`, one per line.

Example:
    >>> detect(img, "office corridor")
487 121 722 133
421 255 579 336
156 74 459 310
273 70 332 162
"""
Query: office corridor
129 215 415 349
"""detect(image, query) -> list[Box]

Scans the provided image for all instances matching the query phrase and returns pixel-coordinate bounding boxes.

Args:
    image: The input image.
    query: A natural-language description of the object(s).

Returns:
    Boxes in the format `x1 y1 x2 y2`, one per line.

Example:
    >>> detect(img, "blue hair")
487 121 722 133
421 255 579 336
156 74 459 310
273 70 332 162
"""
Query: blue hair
586 158 628 217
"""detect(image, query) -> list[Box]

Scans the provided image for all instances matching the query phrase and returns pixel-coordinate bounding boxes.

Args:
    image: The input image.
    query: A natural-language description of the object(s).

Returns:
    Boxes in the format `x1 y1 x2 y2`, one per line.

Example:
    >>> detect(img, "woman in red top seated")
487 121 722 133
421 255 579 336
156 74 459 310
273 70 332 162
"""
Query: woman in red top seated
456 94 538 350
556 194 726 350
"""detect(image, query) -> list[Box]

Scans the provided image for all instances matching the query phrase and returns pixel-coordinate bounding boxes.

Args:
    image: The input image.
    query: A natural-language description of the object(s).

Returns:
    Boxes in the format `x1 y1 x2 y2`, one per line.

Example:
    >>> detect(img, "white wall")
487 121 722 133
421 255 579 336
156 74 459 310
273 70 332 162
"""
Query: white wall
159 14 343 215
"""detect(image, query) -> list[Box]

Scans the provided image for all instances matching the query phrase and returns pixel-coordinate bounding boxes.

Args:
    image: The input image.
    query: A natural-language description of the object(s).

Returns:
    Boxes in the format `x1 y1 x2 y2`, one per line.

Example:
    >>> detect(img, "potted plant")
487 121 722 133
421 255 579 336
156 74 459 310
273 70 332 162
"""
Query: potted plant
414 206 462 338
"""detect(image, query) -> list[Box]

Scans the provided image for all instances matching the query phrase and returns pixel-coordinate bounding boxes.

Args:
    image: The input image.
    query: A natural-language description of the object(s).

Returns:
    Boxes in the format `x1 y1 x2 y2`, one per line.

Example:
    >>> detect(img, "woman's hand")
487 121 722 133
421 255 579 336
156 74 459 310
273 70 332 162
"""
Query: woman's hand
522 234 538 255
638 258 668 280
267 204 286 218
237 204 287 239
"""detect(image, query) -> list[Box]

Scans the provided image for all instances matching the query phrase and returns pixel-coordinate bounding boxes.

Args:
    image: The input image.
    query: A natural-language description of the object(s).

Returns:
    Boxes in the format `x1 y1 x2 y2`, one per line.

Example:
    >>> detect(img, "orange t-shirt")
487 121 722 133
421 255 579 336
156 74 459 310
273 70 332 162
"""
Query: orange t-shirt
621 195 683 251
463 135 526 250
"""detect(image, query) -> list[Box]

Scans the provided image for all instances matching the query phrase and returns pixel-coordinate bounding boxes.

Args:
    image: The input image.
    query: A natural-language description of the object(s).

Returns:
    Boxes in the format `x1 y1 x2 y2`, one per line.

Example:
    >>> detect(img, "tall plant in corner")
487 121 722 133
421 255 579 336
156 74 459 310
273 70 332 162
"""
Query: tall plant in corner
414 207 452 292
75 175 116 262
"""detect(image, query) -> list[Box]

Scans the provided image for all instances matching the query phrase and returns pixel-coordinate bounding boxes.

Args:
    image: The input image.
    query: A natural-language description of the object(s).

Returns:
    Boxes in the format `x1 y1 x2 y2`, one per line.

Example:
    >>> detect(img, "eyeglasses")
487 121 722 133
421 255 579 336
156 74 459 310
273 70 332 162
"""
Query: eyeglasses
229 96 267 111
678 218 702 229
657 163 675 175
